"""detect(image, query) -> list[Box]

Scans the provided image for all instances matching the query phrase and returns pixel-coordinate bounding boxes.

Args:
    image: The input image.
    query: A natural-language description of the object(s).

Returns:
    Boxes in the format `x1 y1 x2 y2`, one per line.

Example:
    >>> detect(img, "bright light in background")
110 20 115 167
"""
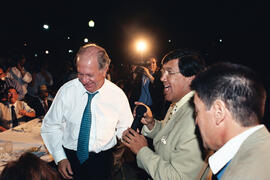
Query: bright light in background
34 53 38 57
126 32 155 65
219 38 223 42
24 42 27 47
45 50 49 54
133 38 149 63
88 20 95 28
43 24 49 30
67 36 70 40
84 38 89 43
135 40 147 53
68 49 73 53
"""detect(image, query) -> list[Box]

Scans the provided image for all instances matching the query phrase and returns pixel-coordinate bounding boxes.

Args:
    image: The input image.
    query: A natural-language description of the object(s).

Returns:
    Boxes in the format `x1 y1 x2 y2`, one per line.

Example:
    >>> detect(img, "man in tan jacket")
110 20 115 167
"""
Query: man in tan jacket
123 49 206 180
191 62 270 180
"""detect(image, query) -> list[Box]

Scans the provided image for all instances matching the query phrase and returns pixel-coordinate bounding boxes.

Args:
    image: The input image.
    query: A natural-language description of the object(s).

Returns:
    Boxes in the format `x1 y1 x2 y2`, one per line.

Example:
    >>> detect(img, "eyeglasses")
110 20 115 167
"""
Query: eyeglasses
161 68 181 76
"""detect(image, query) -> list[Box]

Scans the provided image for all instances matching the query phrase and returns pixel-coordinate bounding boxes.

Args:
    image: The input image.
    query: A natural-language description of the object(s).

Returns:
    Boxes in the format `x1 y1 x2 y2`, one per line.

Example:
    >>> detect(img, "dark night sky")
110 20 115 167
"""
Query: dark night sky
0 1 269 82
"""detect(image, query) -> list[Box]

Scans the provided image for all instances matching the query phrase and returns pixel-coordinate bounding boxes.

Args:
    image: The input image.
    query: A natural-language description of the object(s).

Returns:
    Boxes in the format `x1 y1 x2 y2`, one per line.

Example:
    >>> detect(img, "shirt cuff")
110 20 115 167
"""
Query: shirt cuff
142 119 156 136
52 149 67 165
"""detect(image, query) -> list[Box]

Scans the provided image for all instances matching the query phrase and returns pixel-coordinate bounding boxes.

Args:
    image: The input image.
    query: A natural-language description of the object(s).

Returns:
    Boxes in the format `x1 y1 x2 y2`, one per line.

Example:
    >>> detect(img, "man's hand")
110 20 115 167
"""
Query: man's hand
19 109 35 118
122 128 148 154
19 109 27 116
140 66 154 83
134 102 155 130
58 159 73 179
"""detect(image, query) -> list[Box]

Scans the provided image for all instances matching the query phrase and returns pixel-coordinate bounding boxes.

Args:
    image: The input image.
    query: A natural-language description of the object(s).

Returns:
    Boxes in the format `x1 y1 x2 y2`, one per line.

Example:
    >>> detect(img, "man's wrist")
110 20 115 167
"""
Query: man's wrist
146 120 155 130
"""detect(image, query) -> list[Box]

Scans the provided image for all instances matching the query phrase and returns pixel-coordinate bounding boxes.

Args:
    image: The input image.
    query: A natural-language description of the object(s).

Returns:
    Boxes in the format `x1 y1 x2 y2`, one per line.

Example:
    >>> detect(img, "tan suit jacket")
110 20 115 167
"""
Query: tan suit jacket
198 126 270 180
136 98 204 180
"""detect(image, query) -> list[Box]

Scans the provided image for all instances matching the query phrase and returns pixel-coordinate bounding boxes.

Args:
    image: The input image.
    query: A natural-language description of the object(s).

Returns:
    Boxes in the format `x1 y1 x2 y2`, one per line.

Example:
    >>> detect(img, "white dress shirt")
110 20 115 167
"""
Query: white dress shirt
209 125 264 174
0 101 35 128
41 78 133 164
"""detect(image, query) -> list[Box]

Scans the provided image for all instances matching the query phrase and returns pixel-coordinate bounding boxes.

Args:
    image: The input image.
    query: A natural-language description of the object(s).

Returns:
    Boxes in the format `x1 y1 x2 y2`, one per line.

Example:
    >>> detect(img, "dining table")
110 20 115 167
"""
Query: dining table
0 118 53 172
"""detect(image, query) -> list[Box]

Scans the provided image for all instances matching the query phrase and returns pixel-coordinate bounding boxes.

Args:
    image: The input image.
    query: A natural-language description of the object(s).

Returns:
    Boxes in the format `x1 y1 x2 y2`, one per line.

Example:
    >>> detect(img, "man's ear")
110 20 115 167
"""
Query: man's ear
186 75 195 83
212 99 226 125
102 65 109 77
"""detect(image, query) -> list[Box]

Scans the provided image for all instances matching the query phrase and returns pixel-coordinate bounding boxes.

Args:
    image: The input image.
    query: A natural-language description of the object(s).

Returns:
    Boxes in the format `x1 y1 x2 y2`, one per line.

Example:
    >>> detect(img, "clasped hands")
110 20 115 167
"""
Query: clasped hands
122 102 155 154
19 109 27 116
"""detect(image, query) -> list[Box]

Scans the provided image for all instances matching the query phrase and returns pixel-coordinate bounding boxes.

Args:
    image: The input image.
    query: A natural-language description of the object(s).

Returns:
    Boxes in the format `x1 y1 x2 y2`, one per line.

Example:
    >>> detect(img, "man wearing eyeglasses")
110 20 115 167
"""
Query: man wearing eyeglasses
123 49 206 180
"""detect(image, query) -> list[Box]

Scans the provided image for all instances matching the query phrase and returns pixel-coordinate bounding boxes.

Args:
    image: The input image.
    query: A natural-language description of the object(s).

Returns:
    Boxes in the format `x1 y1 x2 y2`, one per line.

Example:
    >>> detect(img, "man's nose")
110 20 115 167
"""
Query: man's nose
160 73 167 82
82 75 90 83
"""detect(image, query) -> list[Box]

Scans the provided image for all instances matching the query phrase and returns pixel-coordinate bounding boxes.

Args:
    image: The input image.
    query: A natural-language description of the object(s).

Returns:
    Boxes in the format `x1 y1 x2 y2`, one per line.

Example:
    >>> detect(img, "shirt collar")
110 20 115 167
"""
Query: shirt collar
174 91 194 111
9 101 17 108
209 124 264 174
38 97 47 103
79 78 107 96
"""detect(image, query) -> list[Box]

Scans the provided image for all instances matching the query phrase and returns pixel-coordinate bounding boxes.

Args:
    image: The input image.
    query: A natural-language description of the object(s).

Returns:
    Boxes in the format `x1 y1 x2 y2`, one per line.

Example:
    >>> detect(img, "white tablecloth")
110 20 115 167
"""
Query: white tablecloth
0 118 53 172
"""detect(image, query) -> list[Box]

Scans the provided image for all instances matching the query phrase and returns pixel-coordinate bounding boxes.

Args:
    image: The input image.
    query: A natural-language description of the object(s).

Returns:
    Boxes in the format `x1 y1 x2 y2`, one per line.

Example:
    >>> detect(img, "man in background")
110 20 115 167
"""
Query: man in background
0 66 23 101
0 87 35 131
129 57 168 120
28 85 52 118
6 55 32 101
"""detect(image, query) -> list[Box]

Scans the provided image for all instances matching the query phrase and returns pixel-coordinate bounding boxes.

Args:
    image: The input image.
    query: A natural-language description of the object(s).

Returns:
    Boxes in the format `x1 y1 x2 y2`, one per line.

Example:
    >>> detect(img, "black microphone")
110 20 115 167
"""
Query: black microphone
131 105 147 132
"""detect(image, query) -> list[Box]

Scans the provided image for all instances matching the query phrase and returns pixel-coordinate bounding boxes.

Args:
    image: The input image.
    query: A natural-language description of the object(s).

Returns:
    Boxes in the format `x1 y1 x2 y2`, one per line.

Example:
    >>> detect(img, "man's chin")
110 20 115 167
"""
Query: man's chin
85 86 95 93
164 95 171 102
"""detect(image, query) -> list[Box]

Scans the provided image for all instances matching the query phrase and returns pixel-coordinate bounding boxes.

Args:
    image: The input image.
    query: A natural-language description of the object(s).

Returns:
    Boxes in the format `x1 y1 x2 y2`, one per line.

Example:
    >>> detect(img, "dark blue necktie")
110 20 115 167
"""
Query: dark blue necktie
77 91 98 164
212 160 231 180
11 105 18 127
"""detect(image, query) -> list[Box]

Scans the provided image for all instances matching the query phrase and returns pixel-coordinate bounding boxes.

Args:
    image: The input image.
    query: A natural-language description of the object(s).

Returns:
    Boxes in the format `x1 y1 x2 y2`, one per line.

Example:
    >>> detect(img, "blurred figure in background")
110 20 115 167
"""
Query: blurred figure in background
129 57 168 120
56 59 77 90
28 59 54 98
27 85 53 118
0 87 35 131
0 67 23 102
0 152 61 180
6 54 32 101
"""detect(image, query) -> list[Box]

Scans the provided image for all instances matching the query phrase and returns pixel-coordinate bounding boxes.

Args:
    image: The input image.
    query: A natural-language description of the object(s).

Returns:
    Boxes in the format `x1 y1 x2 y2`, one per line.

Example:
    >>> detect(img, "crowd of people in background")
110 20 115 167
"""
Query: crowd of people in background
0 54 55 131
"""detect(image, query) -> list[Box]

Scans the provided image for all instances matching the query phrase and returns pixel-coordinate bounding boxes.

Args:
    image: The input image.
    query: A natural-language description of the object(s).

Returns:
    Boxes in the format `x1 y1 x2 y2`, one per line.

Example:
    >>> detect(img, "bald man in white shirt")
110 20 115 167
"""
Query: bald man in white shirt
41 44 133 180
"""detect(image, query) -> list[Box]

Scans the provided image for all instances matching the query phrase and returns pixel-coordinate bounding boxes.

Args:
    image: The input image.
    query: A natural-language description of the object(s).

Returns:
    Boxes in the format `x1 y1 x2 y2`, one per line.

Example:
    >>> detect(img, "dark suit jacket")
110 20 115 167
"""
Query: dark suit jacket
28 97 52 117
198 126 270 180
